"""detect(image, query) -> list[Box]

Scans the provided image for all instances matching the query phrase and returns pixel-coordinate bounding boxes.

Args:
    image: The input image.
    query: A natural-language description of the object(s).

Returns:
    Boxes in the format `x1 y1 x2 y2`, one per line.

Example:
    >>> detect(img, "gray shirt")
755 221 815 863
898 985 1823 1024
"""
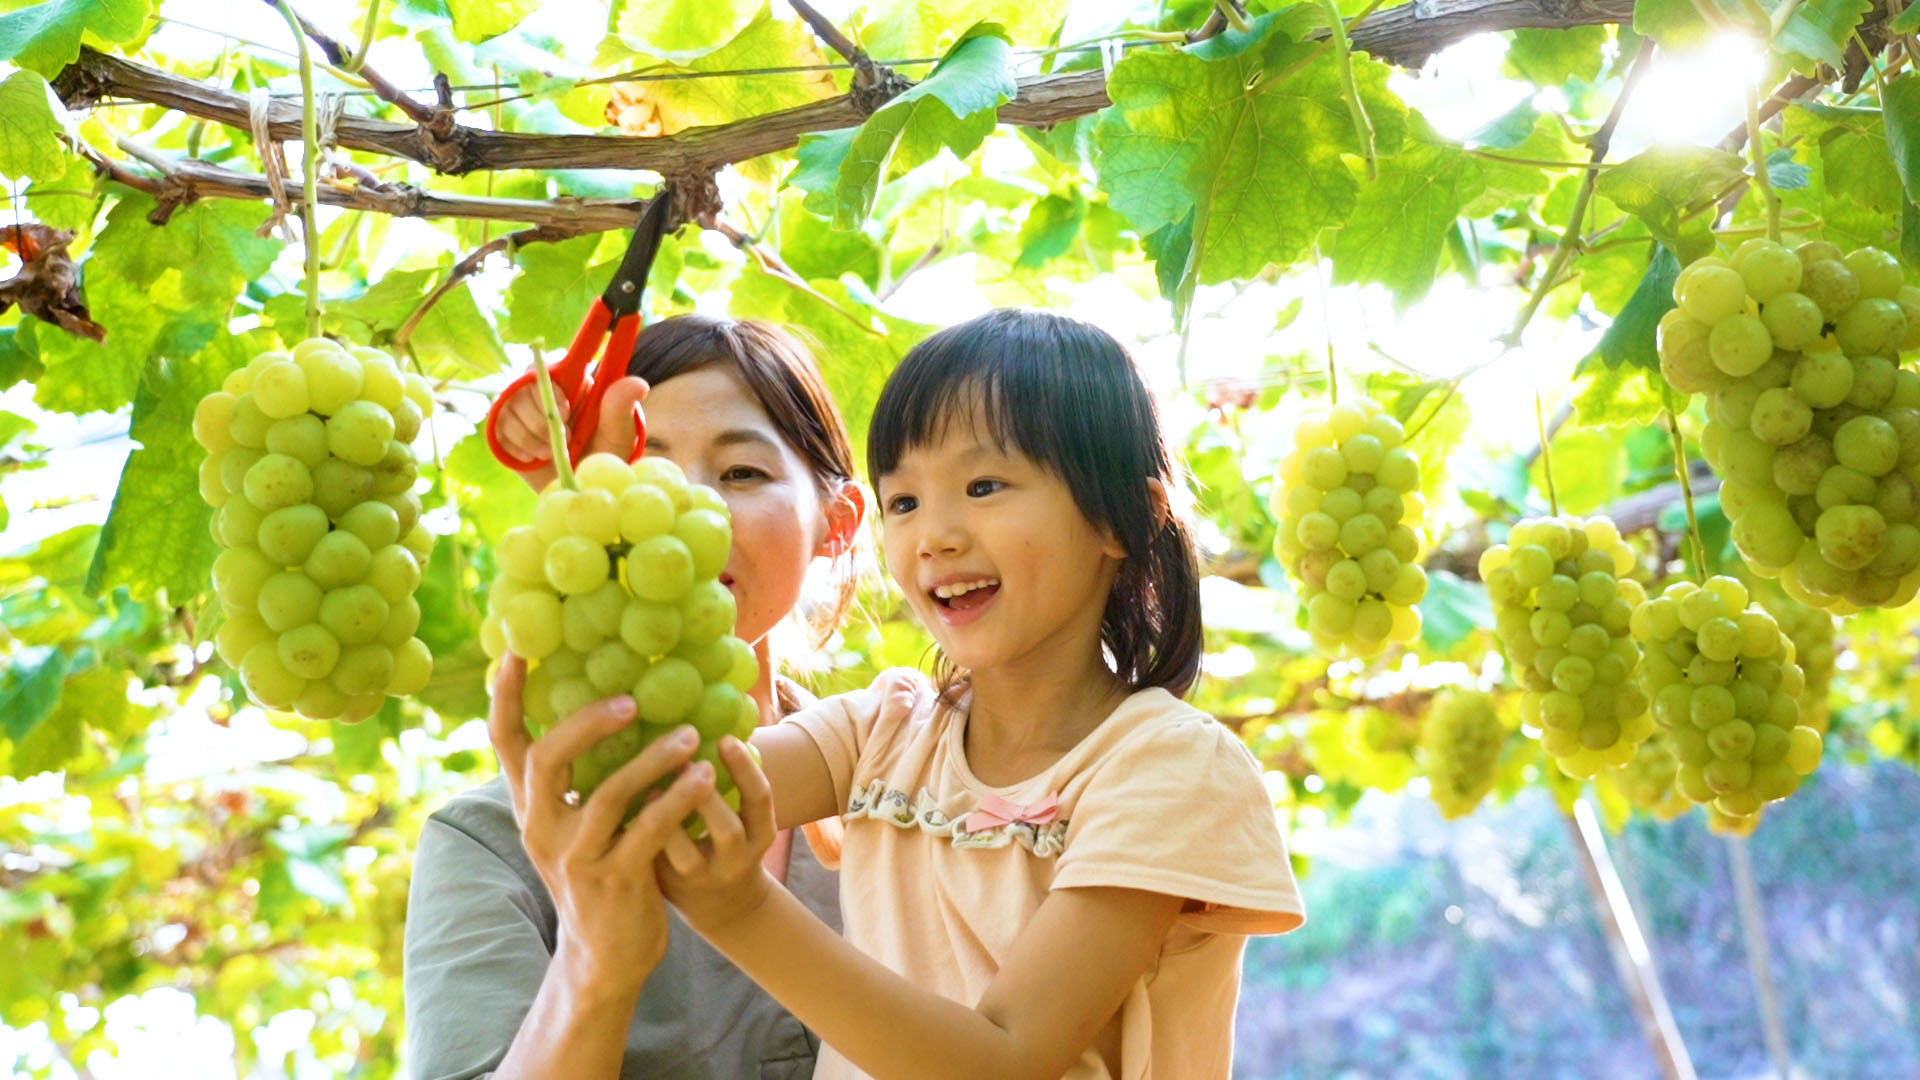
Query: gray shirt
404 775 841 1080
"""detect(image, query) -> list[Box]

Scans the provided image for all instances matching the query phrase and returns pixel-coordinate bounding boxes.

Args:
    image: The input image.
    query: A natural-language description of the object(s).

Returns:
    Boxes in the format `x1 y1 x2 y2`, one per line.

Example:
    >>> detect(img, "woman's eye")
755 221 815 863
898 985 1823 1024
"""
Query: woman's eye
721 465 768 483
966 479 1004 497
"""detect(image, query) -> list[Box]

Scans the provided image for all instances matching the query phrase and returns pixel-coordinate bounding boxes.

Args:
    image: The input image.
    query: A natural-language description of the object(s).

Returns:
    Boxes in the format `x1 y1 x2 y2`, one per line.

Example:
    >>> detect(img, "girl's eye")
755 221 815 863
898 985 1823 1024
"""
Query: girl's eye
886 494 918 515
966 479 1004 498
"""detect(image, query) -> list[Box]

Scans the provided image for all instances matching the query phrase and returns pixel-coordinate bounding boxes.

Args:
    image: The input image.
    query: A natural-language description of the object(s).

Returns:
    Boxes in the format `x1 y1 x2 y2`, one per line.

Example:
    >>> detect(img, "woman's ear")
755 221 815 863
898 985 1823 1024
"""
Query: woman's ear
818 481 867 559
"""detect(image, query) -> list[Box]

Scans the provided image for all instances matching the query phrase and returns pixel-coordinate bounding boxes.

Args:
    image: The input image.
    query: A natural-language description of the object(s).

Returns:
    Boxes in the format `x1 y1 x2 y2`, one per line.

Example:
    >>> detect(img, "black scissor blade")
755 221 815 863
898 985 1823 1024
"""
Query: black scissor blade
601 185 675 318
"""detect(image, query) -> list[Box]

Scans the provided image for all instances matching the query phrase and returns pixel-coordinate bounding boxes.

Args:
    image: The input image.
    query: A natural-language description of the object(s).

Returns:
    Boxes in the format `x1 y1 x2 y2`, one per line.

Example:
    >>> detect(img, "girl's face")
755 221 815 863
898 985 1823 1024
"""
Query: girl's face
875 409 1127 677
640 366 837 647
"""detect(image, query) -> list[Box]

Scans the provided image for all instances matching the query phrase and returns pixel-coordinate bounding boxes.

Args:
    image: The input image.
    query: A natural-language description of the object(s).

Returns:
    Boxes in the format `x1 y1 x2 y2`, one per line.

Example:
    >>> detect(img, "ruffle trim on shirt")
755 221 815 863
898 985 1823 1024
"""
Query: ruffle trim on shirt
845 779 1071 857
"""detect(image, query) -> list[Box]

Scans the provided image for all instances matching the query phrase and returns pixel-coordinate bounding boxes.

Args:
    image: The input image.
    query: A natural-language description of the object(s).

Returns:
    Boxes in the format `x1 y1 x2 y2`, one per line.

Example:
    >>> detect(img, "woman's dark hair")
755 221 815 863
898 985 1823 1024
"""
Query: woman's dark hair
866 308 1203 697
626 314 861 659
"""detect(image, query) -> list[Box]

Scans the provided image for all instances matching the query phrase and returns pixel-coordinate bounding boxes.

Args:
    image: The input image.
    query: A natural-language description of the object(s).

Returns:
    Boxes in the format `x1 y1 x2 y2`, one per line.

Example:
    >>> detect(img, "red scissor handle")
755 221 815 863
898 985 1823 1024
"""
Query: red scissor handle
486 187 673 473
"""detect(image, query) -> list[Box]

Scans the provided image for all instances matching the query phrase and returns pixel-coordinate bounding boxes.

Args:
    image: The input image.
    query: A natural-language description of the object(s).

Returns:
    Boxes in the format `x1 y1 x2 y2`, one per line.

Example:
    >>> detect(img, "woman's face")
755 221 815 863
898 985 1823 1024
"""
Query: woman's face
639 365 833 647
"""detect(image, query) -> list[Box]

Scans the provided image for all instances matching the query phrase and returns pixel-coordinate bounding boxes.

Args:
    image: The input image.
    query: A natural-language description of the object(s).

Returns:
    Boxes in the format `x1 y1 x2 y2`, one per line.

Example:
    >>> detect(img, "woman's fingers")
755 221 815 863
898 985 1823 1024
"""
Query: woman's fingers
721 735 777 845
572 726 701 855
614 761 716 866
488 654 532 808
524 695 636 812
588 376 650 460
501 383 567 461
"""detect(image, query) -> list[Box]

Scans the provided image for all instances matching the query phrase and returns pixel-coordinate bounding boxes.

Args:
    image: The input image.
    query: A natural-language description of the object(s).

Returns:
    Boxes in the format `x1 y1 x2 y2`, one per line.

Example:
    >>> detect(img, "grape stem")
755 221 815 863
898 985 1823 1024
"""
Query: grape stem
1531 364 1559 516
1662 400 1709 584
1743 58 1782 244
1318 0 1376 181
270 0 324 340
1312 237 1339 405
531 347 578 492
343 0 381 74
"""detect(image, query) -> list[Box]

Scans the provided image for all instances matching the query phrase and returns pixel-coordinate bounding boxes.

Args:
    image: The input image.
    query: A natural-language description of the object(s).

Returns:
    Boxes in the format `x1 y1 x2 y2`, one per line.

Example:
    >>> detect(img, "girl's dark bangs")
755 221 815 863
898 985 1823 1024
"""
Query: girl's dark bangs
867 314 1070 482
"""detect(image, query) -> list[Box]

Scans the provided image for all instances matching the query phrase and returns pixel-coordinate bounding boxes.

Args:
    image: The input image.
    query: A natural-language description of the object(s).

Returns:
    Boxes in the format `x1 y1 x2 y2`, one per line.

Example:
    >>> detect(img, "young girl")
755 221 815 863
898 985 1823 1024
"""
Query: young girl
657 308 1305 1079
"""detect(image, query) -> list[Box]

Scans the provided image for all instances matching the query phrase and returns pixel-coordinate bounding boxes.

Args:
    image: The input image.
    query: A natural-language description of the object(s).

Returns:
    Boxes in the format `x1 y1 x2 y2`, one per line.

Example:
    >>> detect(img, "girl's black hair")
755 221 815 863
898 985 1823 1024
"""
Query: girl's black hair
867 308 1203 697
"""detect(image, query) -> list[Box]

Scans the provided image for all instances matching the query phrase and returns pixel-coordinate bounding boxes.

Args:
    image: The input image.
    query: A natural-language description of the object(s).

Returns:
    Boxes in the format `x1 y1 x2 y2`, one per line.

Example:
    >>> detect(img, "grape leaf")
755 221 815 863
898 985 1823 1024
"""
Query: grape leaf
1502 26 1606 86
1330 118 1486 307
1594 145 1746 264
446 0 540 43
1015 191 1085 269
502 233 617 348
0 524 99 589
84 333 254 602
1782 104 1903 250
27 275 177 414
1581 245 1678 374
1630 0 1738 52
405 280 509 381
0 0 147 77
796 24 1016 230
615 0 758 61
443 429 535 548
856 0 1067 55
0 645 67 742
1573 361 1666 426
0 325 42 393
1419 571 1490 653
1095 15 1408 286
609 6 836 136
0 72 66 183
1879 74 1920 208
89 193 279 311
1775 0 1872 73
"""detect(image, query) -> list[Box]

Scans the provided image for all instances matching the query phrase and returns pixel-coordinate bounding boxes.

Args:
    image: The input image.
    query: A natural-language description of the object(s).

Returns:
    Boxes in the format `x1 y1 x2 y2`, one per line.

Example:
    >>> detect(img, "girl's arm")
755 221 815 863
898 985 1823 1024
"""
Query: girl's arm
661 739 1185 1080
748 722 843 829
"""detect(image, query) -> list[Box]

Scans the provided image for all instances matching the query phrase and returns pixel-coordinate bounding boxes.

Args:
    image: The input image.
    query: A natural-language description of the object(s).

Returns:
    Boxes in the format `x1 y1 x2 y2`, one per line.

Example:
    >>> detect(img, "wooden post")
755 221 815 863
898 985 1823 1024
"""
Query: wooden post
1564 800 1698 1080
1726 834 1794 1079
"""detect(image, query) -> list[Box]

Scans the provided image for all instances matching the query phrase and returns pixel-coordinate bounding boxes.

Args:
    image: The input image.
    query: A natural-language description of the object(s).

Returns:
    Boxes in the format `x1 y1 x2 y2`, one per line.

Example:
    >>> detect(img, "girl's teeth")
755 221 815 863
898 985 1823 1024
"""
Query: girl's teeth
935 580 997 598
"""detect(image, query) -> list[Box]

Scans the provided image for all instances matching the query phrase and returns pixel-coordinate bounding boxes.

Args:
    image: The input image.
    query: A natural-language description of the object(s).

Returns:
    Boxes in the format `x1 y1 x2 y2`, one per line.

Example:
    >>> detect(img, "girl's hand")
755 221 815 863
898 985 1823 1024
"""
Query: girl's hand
657 736 778 933
495 374 651 465
489 653 716 989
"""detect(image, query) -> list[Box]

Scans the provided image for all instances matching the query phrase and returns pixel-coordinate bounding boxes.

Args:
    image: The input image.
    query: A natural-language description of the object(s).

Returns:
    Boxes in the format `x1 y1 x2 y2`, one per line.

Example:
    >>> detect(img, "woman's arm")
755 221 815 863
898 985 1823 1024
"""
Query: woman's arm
660 739 1184 1080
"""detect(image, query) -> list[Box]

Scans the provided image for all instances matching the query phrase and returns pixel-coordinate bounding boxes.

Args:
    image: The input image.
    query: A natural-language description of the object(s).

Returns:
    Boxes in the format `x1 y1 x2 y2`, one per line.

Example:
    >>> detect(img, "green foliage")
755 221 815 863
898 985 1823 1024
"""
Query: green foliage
1094 12 1406 286
1594 145 1747 264
795 24 1017 228
0 0 147 77
0 71 67 183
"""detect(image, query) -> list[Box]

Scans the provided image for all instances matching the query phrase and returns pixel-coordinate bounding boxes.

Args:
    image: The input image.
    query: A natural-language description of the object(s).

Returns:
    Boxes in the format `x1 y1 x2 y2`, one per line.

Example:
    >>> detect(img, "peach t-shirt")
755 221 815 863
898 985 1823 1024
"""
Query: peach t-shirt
788 668 1305 1080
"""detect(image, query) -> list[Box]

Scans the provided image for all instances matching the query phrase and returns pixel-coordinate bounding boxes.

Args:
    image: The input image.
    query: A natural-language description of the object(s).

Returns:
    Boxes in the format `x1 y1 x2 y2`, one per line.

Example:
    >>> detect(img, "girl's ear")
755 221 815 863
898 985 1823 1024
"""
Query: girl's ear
819 481 867 559
1104 477 1170 560
1145 477 1171 529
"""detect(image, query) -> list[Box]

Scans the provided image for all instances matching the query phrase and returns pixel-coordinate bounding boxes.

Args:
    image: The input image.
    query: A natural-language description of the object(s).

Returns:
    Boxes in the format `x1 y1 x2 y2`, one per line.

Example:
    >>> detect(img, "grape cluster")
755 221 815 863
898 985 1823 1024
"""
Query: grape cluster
1748 576 1837 735
197 339 436 721
1631 575 1824 824
1660 240 1920 610
1271 396 1429 655
1478 516 1654 778
1606 732 1694 822
1419 690 1506 820
480 453 758 804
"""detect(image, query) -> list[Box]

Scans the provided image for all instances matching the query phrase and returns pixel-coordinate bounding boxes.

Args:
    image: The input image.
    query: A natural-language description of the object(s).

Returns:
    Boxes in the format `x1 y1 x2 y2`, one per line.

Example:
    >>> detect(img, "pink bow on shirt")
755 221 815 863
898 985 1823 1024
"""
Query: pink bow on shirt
963 792 1061 834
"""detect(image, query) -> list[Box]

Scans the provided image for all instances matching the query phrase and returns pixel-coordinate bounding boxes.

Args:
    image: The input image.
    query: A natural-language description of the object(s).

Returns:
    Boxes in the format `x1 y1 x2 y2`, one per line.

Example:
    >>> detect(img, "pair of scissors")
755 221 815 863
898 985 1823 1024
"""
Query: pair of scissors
485 185 674 472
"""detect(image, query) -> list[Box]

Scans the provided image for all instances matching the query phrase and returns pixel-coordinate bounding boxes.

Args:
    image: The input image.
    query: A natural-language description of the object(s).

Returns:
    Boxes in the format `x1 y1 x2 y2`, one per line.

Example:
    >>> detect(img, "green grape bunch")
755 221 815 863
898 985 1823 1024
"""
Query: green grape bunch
1419 689 1507 820
196 338 436 722
1660 240 1920 611
1270 395 1429 655
1631 575 1824 826
1747 575 1837 736
1478 515 1654 779
1605 732 1694 822
481 452 759 814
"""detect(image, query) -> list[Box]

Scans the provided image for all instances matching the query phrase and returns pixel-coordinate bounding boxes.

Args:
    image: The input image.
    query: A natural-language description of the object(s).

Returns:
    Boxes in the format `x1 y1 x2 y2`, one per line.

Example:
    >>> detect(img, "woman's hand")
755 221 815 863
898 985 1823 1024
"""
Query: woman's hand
657 736 778 934
494 374 650 465
489 653 715 991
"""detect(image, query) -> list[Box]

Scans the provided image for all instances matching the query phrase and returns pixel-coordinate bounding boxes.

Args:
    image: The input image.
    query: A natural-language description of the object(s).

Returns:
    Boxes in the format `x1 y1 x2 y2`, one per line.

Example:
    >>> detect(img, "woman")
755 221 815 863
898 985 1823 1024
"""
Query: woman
404 315 866 1080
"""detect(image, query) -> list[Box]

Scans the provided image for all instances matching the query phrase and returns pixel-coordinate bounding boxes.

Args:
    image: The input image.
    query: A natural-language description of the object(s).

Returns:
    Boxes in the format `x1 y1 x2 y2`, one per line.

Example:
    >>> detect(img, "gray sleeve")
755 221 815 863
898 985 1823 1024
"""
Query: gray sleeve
403 814 557 1080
